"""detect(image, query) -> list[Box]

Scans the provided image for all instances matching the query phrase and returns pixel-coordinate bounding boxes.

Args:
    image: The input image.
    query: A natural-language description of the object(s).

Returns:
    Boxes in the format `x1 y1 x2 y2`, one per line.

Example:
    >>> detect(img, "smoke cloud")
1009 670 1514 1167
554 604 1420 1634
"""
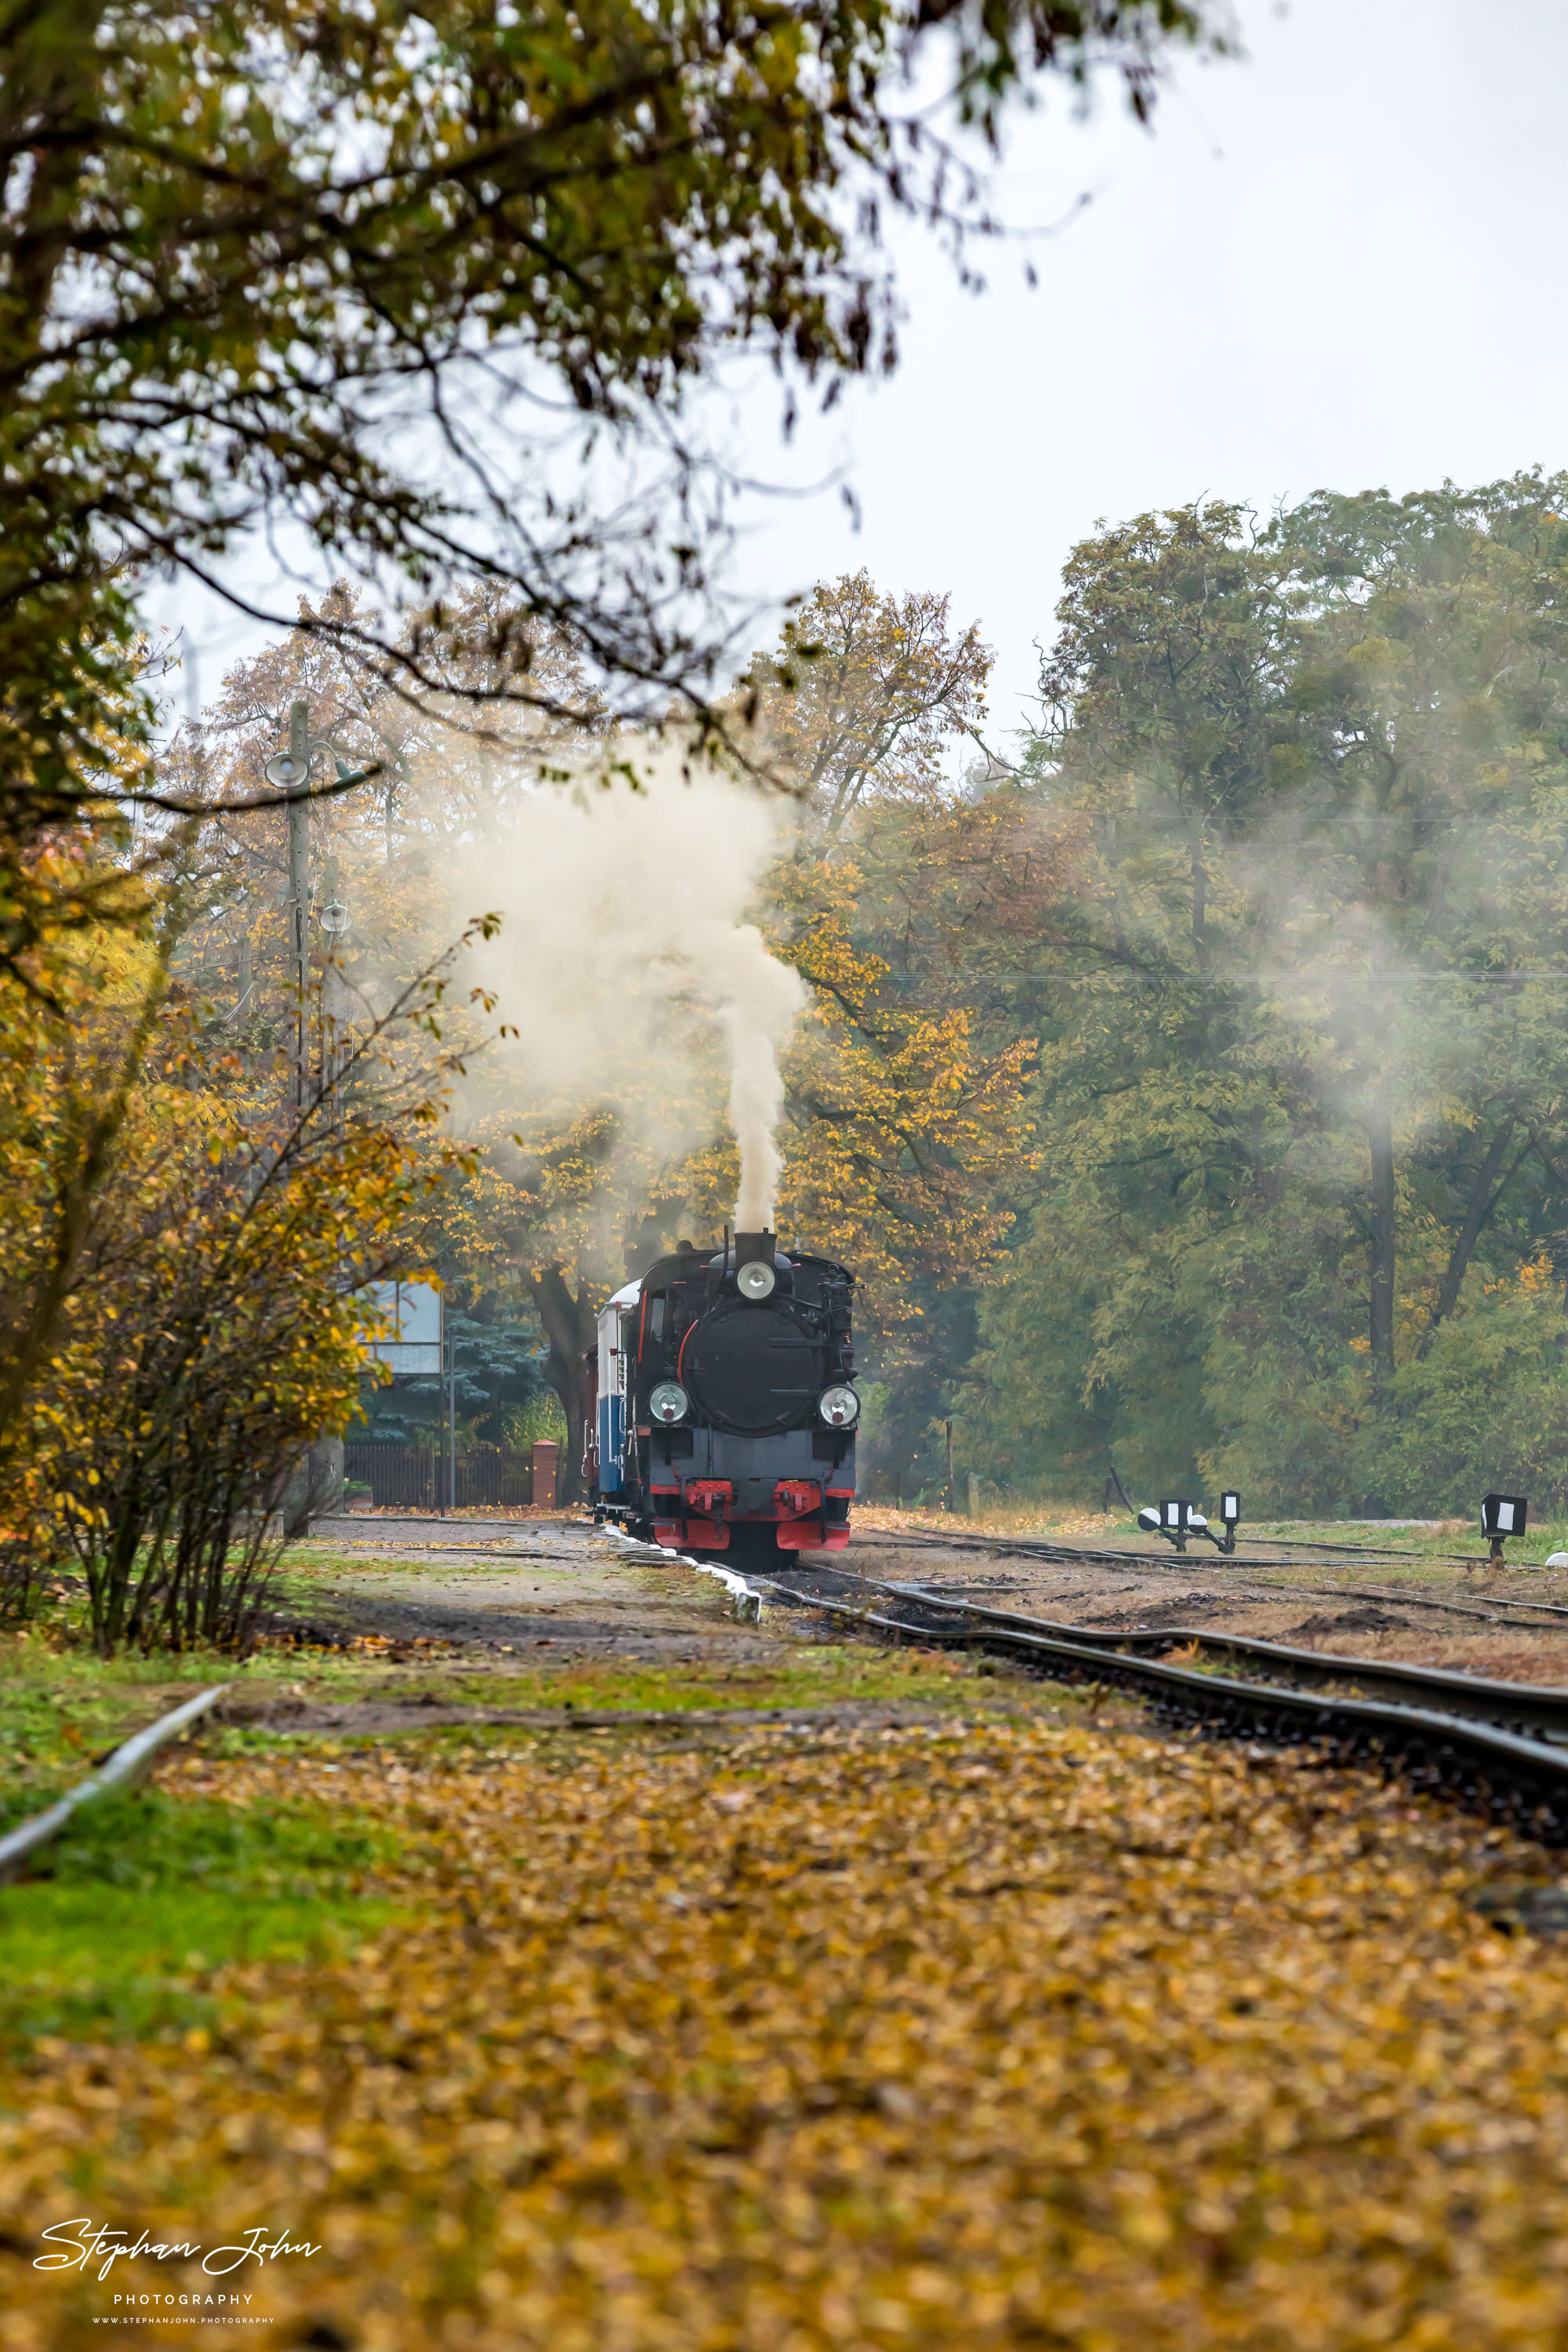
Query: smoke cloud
450 739 806 1241
697 918 806 1229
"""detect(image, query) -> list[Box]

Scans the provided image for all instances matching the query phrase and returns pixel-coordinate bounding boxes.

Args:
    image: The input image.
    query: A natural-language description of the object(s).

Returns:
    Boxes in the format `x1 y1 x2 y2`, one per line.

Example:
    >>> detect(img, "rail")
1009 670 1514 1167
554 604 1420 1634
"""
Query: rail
760 1582 1568 1844
0 1685 230 1884
846 1525 1568 1632
873 1581 1568 1738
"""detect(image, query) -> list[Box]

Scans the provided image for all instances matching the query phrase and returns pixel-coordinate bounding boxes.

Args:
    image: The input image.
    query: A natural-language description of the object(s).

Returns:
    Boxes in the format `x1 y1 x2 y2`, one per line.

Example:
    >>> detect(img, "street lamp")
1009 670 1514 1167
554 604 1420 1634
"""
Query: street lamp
264 747 377 794
318 899 350 938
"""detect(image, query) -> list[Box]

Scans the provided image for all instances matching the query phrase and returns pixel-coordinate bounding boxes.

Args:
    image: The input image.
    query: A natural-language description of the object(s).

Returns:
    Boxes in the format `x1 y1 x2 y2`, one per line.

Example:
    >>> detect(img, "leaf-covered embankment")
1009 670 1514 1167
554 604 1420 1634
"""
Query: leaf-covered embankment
4 1722 1568 2347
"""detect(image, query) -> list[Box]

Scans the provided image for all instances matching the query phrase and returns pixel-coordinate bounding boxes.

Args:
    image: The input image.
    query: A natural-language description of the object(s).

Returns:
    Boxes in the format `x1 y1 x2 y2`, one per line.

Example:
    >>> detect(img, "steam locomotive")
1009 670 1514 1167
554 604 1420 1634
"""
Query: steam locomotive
589 1229 858 1562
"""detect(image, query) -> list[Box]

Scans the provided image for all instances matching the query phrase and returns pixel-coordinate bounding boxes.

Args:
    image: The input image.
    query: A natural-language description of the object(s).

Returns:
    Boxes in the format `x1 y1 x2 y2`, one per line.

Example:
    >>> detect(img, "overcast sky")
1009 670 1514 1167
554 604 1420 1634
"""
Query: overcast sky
154 0 1568 747
720 0 1568 738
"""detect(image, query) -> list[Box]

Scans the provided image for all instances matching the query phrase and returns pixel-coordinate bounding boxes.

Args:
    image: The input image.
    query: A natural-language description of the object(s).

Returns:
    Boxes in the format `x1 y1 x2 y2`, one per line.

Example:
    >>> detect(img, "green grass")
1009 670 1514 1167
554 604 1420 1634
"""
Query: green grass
191 1651 1029 1774
7 1781 398 1887
0 1787 408 2043
272 1644 994 1716
0 1600 443 1813
0 1635 246 1814
267 1541 450 1587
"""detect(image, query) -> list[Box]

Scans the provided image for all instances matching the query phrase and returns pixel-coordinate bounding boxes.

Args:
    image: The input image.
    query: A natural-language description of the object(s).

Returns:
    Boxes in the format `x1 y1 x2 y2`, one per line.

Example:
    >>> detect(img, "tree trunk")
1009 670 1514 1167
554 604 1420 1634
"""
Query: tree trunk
1366 1094 1396 1406
1419 1115 1516 1354
1190 830 1209 968
528 1265 597 1507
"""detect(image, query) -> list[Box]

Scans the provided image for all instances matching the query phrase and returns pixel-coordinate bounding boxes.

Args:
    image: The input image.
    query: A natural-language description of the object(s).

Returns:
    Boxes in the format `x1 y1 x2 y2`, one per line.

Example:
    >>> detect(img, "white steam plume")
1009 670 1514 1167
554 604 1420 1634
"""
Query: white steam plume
449 741 805 1236
696 919 807 1229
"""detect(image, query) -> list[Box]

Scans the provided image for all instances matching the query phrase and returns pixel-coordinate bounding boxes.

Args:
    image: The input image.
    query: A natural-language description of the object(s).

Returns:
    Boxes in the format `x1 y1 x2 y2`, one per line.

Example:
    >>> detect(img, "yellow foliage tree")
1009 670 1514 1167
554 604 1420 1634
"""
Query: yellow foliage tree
0 880 486 1646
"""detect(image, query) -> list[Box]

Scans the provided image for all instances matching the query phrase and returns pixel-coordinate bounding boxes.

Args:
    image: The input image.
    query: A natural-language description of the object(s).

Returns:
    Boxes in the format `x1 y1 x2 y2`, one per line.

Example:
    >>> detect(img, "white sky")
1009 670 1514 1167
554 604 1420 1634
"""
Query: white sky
151 0 1568 748
724 0 1568 736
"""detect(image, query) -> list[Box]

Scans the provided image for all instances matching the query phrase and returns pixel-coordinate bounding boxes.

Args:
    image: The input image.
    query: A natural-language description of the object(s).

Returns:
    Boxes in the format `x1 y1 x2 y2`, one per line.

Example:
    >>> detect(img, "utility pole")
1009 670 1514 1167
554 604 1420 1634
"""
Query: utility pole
266 695 368 1109
277 700 314 1537
263 696 380 1530
283 699 311 1105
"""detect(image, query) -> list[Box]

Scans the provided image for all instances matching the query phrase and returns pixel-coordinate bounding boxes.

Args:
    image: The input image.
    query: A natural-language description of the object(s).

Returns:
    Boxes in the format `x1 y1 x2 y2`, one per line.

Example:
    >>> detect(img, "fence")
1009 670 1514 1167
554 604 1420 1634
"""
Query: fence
345 1443 534 1512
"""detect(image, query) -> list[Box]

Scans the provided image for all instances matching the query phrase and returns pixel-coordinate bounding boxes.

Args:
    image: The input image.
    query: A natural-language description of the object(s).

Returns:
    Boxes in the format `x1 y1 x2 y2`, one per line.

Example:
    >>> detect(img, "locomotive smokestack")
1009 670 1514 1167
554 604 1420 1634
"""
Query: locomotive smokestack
735 1229 775 1269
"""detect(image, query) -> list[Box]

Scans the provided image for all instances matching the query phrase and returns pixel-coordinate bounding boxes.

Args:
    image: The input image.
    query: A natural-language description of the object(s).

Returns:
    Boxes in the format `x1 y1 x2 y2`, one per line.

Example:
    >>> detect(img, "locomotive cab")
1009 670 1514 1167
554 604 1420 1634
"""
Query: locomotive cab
592 1231 856 1561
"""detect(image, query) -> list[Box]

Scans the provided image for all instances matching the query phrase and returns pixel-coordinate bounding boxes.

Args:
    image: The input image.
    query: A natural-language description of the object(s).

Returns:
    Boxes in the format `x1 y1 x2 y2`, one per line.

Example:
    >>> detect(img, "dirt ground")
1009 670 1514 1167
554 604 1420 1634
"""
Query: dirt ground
281 1513 757 1657
238 1516 1102 1745
830 1523 1568 1685
278 1507 1568 1695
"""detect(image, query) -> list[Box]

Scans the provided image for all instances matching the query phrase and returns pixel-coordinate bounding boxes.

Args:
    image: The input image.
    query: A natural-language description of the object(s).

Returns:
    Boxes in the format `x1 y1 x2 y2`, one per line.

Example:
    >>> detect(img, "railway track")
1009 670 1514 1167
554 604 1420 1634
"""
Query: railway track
850 1523 1428 1566
869 1582 1568 1737
757 1573 1568 1846
844 1525 1568 1633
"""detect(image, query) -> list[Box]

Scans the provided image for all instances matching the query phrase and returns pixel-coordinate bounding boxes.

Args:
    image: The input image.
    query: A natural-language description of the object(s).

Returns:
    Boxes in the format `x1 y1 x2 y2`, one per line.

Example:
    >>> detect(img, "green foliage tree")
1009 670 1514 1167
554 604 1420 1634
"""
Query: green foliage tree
964 479 1568 1515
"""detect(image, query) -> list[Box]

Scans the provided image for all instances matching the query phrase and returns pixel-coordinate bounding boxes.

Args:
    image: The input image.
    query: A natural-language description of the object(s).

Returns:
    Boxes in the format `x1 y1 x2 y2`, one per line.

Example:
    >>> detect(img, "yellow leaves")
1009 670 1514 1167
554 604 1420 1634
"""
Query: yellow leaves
775 981 1033 1323
5 1722 1568 2347
0 909 470 1630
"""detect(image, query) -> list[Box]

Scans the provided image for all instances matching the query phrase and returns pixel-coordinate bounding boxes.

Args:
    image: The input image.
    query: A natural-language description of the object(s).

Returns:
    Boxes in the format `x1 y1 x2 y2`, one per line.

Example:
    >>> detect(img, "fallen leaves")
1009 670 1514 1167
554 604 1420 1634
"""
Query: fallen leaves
2 1720 1568 2348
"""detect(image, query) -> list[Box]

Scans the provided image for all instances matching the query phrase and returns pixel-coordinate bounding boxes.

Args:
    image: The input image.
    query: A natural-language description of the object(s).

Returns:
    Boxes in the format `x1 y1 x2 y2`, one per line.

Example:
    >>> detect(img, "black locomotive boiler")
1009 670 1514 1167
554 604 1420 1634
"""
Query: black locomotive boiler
589 1229 858 1561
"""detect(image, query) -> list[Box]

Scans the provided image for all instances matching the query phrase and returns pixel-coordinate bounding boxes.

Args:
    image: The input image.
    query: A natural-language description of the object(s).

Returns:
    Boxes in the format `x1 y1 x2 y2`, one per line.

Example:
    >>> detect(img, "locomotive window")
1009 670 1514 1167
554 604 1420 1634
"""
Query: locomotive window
647 1293 666 1342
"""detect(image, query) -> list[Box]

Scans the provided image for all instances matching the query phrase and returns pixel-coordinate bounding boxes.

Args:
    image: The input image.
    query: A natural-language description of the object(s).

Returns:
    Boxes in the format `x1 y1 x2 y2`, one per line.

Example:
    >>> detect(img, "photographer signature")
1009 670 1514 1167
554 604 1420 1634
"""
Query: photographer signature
34 2220 321 2281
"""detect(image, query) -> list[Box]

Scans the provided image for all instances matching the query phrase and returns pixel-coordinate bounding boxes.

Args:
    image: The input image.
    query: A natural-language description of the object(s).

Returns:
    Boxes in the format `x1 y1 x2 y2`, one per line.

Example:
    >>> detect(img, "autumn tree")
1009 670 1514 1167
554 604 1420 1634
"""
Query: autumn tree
727 574 1053 1491
0 895 482 1643
162 601 652 1501
749 572 993 827
0 0 1229 954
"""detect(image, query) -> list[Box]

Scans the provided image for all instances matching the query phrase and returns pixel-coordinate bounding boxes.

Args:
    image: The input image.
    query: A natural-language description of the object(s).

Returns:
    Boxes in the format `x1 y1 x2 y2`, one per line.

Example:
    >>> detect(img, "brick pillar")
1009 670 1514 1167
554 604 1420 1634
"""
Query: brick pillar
531 1440 559 1512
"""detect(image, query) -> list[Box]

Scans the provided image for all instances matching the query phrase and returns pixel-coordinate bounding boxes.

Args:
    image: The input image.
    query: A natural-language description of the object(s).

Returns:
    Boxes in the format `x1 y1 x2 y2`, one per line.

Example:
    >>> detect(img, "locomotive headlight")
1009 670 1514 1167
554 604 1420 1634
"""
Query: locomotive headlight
649 1381 689 1425
737 1259 776 1301
818 1385 859 1429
